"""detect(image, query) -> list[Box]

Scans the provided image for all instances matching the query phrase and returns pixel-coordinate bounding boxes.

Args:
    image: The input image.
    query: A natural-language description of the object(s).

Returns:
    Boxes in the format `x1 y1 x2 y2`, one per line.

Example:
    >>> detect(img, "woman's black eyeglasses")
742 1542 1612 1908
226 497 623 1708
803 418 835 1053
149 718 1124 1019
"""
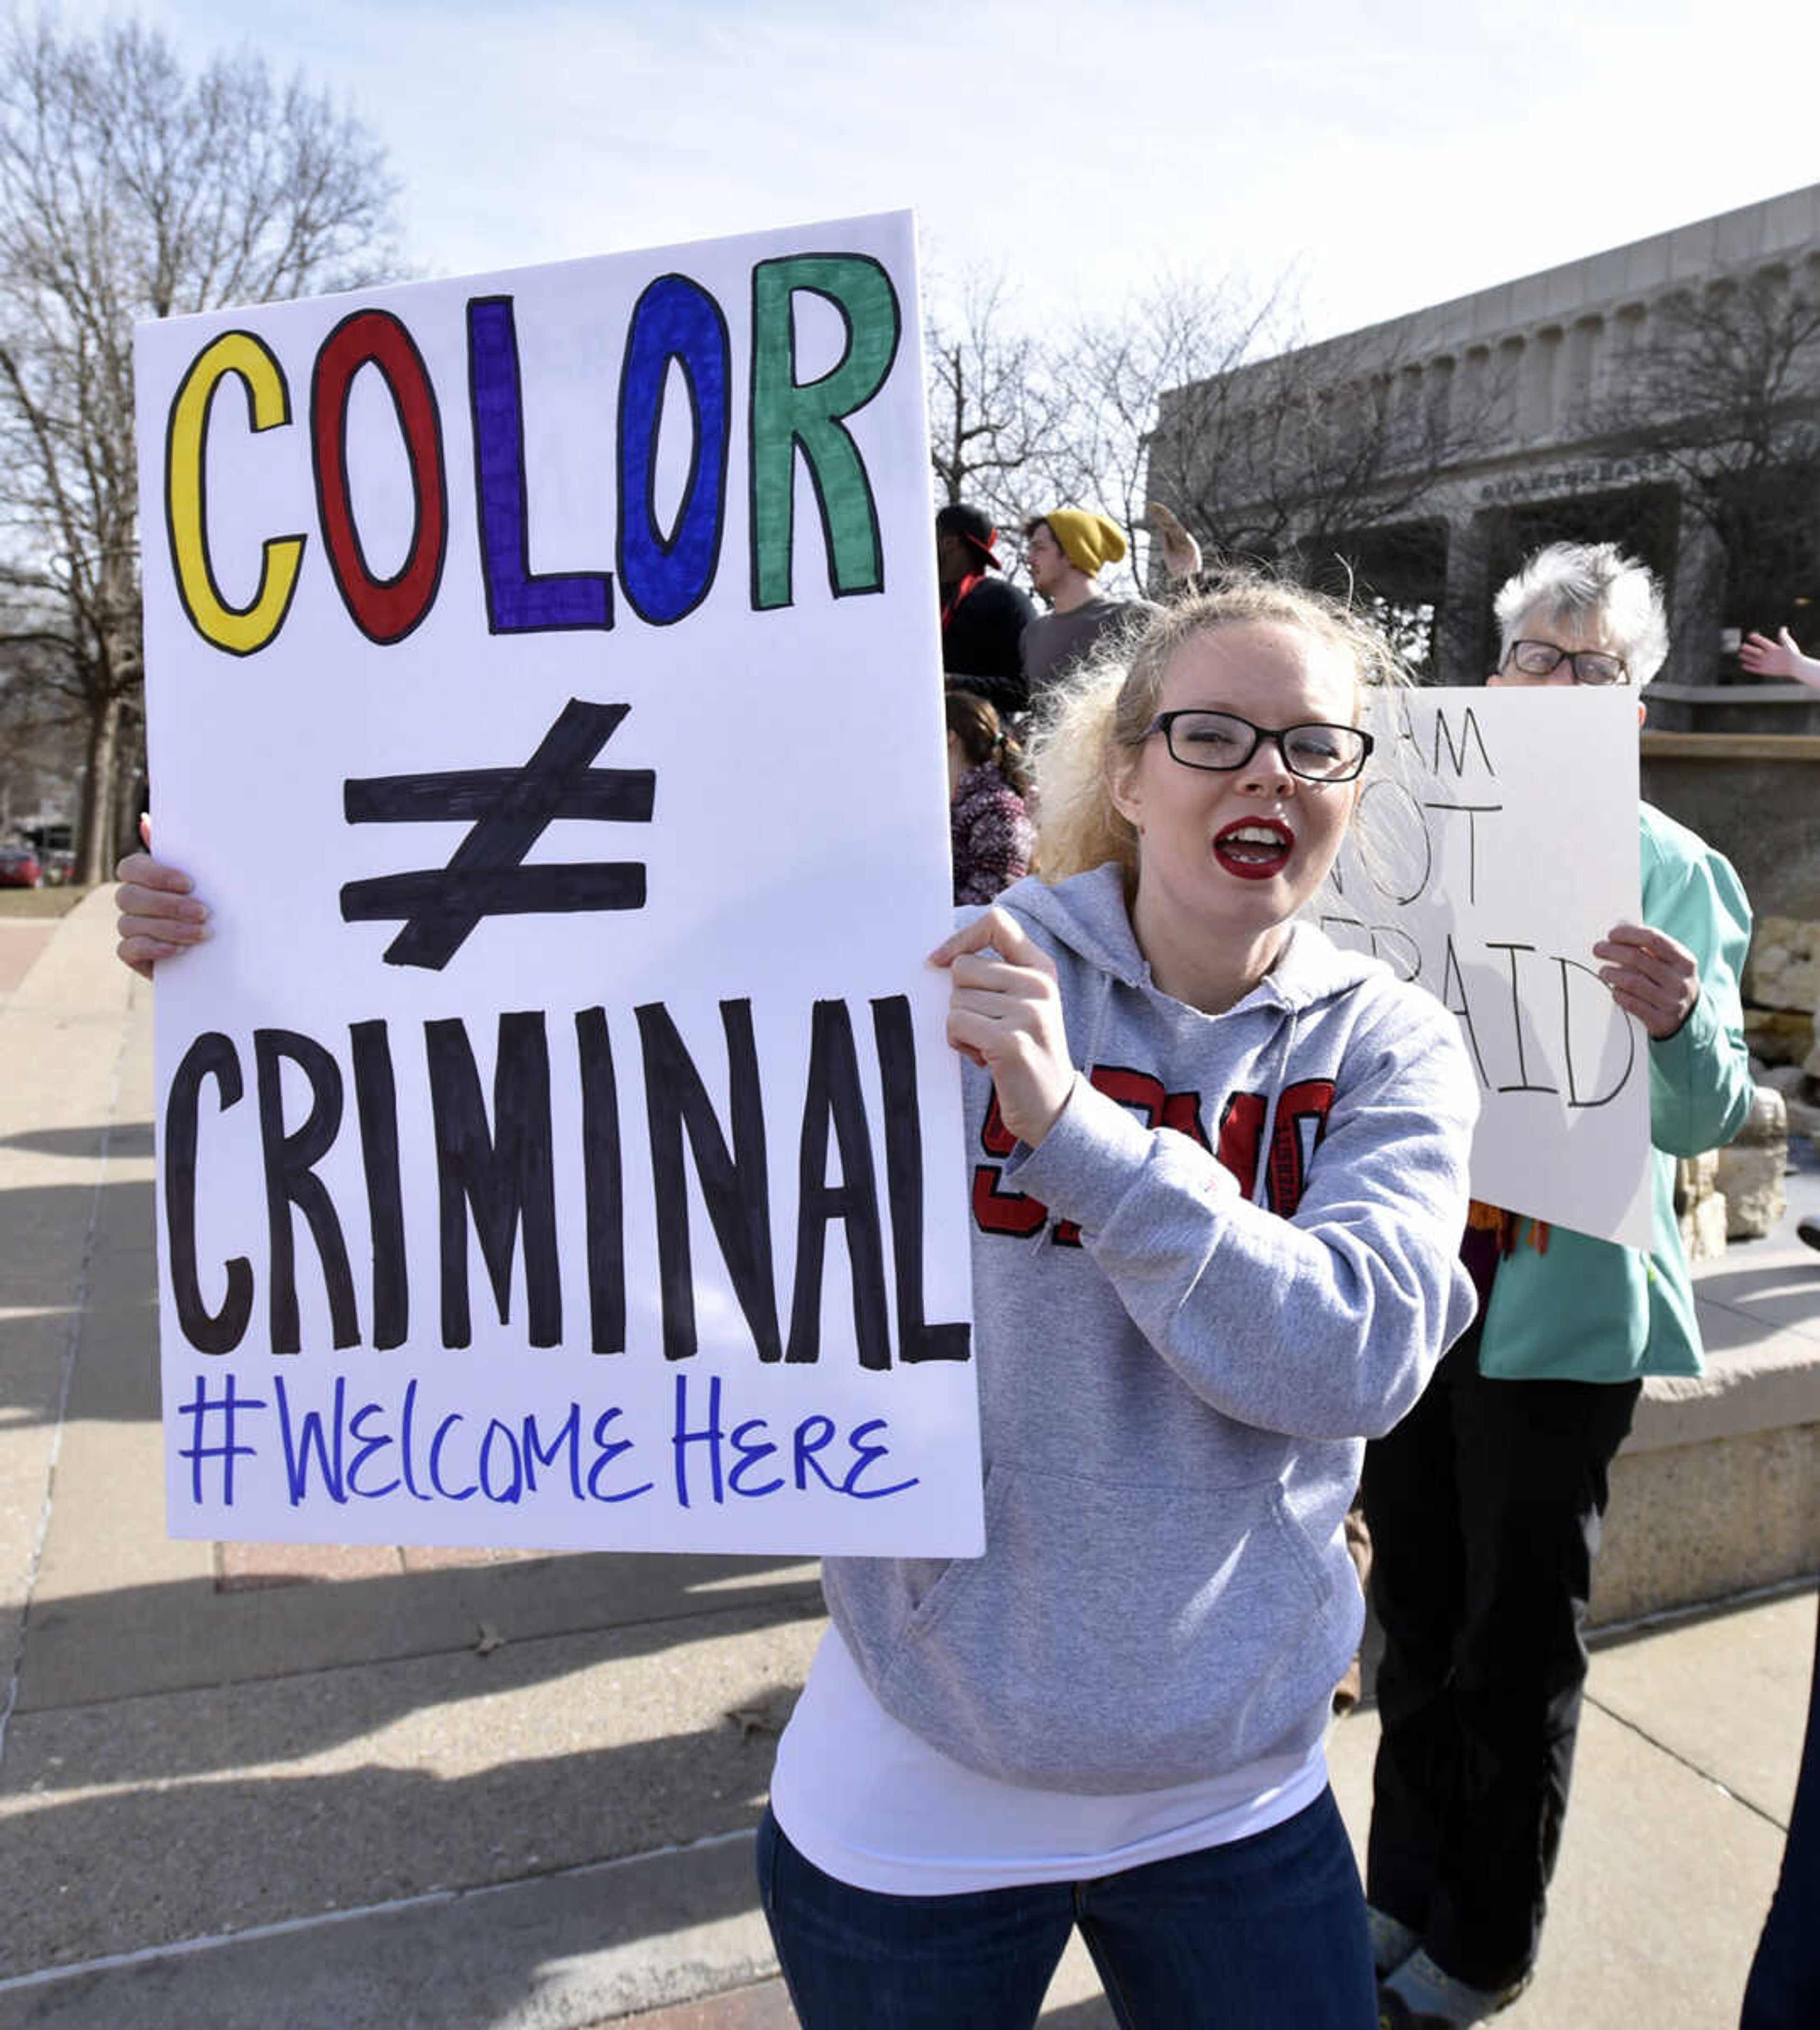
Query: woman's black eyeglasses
1142 710 1374 783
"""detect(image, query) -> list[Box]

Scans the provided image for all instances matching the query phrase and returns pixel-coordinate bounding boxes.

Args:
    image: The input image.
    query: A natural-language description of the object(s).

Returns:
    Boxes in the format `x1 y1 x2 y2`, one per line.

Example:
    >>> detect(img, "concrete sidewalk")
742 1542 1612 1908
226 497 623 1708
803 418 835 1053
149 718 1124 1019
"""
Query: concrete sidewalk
2 891 1815 2028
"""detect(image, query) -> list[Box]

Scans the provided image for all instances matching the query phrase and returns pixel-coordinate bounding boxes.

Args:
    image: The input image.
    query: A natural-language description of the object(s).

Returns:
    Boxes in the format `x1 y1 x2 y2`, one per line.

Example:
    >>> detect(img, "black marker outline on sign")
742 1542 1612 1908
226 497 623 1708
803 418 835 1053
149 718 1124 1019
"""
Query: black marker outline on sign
339 697 655 969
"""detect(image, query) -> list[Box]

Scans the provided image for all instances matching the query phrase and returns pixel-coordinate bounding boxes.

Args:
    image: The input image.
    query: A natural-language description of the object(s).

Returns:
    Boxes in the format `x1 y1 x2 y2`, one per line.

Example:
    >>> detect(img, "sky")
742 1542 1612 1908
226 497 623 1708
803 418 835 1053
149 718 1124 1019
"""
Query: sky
49 0 1820 343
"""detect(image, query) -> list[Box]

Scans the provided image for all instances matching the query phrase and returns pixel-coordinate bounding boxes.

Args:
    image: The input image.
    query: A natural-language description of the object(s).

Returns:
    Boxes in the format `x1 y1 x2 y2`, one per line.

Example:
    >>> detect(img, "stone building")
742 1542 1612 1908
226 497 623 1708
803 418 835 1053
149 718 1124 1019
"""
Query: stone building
1152 182 1820 917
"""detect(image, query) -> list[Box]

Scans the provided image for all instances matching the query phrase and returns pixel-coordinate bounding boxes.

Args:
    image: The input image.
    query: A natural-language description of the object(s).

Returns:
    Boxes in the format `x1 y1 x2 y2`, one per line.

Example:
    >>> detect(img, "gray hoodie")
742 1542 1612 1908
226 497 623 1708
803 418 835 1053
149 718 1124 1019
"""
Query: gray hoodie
822 863 1478 1794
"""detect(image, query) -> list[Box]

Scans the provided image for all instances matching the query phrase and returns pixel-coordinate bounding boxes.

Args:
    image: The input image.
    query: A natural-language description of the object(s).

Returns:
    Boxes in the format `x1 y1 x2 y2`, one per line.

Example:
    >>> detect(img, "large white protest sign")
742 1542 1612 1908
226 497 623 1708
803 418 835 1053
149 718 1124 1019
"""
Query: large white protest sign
1318 686 1652 1250
134 211 983 1557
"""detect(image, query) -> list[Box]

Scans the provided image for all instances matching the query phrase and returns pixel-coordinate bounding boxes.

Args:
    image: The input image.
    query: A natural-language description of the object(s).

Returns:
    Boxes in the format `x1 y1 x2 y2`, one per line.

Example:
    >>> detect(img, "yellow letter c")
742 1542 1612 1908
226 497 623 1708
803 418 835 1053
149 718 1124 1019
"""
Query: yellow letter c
164 331 305 655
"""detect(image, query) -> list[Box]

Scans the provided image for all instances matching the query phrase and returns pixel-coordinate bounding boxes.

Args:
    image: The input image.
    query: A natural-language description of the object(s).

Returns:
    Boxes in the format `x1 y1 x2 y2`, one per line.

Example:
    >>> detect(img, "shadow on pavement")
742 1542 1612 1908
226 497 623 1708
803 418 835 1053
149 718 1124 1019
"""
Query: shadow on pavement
0 1177 157 1424
2 1120 156 1160
15 1552 827 1749
0 1700 799 1982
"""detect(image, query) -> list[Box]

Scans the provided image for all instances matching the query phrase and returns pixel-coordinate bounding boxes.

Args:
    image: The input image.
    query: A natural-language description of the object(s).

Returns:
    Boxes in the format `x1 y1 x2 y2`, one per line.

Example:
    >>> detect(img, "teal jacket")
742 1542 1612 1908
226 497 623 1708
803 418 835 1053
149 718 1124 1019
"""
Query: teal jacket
1477 803 1754 1384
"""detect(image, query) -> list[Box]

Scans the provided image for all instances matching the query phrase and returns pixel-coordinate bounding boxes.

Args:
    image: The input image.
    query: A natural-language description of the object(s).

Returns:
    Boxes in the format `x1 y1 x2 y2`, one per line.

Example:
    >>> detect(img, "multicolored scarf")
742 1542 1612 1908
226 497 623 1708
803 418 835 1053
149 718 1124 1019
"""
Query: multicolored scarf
1466 1198 1551 1256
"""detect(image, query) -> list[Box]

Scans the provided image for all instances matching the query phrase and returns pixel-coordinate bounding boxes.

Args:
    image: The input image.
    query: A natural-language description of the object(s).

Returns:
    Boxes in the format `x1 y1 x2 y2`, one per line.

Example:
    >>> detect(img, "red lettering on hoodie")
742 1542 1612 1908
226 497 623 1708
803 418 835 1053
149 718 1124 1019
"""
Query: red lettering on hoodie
971 1069 1338 1239
1265 1079 1337 1215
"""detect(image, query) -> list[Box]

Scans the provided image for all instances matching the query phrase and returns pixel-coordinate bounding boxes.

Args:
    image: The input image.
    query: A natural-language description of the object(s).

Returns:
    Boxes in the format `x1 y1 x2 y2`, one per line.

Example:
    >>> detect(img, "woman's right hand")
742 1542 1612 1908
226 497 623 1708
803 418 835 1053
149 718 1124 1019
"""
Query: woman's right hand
115 835 210 981
929 908 1075 1148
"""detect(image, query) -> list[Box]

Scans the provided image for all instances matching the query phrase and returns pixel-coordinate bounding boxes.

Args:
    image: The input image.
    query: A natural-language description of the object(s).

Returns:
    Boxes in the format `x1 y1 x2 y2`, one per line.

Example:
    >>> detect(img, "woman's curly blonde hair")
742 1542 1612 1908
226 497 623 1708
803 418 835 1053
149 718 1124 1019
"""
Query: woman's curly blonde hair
1026 572 1410 885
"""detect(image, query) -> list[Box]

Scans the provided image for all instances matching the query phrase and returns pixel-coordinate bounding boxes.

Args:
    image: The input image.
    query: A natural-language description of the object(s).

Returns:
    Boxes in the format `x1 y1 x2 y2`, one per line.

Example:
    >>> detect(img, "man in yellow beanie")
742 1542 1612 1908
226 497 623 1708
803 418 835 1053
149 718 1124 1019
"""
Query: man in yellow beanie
1020 504 1199 703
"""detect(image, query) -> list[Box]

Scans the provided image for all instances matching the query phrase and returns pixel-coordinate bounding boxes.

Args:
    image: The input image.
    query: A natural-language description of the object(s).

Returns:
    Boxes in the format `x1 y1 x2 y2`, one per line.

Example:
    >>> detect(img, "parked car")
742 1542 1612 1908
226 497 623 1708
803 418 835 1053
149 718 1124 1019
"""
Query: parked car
0 844 43 888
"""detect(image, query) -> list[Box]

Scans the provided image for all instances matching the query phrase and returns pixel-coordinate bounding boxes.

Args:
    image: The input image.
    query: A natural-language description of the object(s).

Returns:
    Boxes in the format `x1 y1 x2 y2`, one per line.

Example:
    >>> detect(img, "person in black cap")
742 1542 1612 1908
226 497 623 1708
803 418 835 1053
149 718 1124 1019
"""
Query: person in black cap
936 503 1037 716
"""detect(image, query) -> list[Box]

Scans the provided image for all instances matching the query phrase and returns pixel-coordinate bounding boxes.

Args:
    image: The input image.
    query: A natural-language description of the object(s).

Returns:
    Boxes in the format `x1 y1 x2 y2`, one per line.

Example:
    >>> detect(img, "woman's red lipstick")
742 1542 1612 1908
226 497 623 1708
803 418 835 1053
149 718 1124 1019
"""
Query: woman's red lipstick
1212 818 1294 880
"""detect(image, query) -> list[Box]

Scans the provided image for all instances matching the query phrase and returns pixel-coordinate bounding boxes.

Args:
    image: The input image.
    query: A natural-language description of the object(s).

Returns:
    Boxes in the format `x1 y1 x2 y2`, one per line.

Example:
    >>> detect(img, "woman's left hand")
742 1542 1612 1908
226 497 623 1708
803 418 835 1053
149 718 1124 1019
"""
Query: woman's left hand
929 909 1075 1147
1593 920 1700 1039
1738 625 1820 691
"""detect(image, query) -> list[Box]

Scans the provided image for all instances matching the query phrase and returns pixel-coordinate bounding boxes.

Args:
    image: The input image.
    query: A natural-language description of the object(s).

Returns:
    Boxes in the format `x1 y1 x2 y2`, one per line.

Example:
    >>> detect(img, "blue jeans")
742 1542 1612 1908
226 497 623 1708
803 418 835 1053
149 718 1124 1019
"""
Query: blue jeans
756 1786 1376 2029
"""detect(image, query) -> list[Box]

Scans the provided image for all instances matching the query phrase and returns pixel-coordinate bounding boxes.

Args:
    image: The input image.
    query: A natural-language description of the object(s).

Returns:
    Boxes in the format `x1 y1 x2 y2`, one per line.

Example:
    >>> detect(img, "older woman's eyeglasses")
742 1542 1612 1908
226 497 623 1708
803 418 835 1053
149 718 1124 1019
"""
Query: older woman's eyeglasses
1506 640 1629 685
1143 710 1374 783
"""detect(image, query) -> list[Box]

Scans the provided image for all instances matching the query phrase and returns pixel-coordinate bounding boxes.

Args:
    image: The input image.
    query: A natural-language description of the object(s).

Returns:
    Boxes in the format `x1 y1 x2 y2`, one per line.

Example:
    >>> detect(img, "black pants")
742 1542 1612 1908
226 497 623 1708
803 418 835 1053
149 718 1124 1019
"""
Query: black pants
1360 1322 1640 1993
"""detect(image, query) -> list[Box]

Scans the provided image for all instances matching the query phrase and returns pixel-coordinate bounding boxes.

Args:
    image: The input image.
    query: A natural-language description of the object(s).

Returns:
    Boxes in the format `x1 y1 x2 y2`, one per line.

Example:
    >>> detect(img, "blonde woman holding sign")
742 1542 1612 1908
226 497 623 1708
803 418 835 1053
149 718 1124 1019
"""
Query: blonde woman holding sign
761 580 1477 2028
117 578 1479 2030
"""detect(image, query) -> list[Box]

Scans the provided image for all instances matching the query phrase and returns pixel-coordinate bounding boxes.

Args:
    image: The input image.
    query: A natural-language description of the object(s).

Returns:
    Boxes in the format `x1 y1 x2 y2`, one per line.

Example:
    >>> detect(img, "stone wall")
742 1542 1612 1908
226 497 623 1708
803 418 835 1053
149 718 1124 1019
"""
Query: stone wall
1716 1089 1788 1241
1596 1414 1820 1625
1605 903 1820 1623
1640 744 1820 923
1740 910 1820 1163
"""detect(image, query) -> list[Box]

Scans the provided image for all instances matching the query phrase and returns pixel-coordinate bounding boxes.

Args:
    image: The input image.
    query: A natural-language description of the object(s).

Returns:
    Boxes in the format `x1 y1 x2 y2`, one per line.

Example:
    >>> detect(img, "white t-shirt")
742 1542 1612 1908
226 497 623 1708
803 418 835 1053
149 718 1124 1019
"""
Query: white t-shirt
769 1623 1330 1896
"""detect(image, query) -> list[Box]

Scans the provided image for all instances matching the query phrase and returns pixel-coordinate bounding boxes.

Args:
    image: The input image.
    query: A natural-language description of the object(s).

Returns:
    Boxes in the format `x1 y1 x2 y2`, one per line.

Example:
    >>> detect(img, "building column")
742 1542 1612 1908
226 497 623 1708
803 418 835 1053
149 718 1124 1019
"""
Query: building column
1436 508 1495 685
1665 506 1725 690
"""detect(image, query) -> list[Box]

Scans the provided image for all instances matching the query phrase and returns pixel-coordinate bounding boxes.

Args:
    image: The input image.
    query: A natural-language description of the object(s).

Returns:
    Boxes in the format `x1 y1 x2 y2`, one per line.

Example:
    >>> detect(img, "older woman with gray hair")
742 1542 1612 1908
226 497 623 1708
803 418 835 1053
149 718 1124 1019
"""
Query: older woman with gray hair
1364 542 1755 2028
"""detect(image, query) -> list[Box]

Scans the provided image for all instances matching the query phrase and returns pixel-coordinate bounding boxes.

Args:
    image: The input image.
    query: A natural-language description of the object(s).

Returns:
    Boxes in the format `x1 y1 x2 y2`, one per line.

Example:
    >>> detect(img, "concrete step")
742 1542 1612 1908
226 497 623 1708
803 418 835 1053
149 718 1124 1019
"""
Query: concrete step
1593 1177 1820 1627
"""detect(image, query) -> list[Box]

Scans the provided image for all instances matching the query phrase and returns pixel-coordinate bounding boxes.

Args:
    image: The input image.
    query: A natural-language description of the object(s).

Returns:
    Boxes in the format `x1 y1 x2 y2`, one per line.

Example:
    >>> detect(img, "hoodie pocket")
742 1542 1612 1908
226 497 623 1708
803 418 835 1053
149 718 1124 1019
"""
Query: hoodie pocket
877 1464 1346 1794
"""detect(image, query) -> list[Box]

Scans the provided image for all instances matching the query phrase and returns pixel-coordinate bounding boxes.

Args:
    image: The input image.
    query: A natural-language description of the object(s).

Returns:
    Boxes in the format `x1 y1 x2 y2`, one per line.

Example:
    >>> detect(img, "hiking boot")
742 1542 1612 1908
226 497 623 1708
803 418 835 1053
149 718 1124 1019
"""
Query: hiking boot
1378 1948 1533 2026
1366 1905 1420 1979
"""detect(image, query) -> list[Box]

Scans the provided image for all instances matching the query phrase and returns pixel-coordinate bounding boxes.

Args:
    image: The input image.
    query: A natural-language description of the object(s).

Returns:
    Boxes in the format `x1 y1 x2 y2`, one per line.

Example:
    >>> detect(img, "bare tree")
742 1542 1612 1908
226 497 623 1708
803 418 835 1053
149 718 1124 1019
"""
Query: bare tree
924 263 1065 561
1050 271 1292 597
923 259 1501 619
0 632 81 839
0 16 404 881
1149 317 1505 596
925 264 1299 600
1612 270 1820 630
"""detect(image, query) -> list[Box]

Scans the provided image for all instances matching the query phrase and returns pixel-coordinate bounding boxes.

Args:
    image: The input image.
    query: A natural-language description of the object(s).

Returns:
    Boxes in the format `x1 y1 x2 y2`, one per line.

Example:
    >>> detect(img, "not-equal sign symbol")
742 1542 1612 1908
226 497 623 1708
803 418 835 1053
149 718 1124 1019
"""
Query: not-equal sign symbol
339 698 654 970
